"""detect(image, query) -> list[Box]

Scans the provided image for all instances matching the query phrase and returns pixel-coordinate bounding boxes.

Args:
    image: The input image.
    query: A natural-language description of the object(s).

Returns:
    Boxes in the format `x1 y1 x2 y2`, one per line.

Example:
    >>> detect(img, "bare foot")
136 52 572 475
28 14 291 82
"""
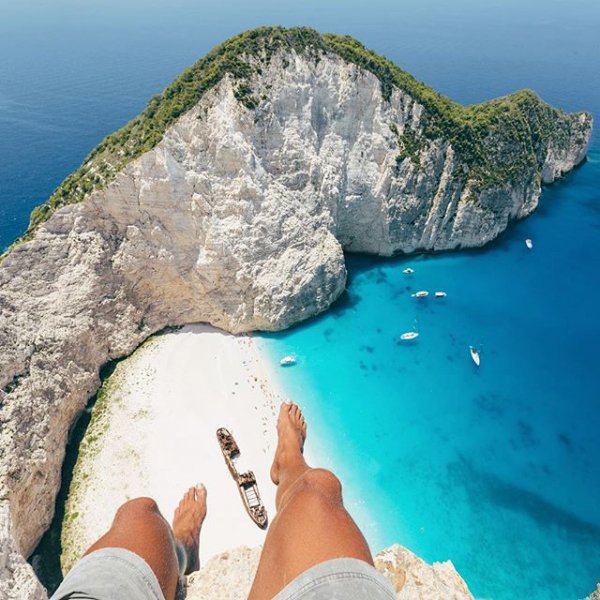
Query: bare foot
270 402 307 485
172 484 207 575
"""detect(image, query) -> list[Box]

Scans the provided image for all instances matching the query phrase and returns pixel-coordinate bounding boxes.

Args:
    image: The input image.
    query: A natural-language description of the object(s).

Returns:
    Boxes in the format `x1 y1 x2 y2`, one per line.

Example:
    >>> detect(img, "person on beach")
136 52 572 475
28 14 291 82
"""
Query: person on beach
51 402 396 600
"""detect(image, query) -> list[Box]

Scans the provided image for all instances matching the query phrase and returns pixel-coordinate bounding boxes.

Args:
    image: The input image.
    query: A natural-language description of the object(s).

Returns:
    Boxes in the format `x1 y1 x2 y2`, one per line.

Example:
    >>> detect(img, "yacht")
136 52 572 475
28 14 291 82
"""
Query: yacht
469 346 481 367
412 290 429 298
279 355 297 366
400 331 419 341
525 239 533 249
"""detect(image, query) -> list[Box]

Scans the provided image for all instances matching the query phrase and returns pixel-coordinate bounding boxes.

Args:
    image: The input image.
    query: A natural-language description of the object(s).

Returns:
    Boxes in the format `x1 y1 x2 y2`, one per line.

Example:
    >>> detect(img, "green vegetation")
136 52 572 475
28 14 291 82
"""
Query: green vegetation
323 34 579 190
391 123 421 170
61 371 118 572
61 338 158 572
12 26 585 252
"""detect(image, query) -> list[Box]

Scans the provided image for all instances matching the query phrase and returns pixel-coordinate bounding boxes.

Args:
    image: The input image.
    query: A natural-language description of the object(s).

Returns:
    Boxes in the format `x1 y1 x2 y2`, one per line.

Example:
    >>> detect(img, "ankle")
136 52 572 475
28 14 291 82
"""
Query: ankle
275 447 306 473
175 541 188 577
276 465 311 510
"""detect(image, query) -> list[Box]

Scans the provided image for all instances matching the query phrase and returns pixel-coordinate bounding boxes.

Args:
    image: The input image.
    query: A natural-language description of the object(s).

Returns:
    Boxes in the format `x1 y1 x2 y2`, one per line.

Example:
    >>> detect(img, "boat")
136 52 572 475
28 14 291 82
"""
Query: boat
235 470 268 529
412 290 429 298
402 267 414 274
279 355 296 366
469 346 481 367
399 331 419 341
216 427 240 478
434 291 447 298
525 239 533 249
216 427 268 529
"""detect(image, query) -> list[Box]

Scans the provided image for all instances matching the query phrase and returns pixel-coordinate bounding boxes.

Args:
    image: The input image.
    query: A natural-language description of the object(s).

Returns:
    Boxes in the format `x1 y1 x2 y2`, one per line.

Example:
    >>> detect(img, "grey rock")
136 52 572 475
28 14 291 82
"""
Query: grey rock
0 502 46 600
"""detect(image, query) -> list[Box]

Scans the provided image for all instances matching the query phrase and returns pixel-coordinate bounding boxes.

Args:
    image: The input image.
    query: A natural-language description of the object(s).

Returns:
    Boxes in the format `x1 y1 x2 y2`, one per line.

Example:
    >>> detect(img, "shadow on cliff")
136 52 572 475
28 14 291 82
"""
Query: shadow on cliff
28 360 119 594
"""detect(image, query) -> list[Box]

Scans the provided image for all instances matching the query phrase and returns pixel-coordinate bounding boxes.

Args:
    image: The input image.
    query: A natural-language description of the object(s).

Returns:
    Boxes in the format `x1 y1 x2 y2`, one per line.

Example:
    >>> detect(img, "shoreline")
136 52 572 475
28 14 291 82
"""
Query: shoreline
62 324 308 568
255 334 387 554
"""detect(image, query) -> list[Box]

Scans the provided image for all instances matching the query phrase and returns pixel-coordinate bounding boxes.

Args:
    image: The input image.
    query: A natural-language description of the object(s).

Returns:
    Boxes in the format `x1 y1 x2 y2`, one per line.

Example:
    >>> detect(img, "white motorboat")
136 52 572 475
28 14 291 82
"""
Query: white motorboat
279 355 297 366
403 267 415 274
412 290 429 298
469 346 481 367
525 239 533 249
434 291 447 298
399 331 419 341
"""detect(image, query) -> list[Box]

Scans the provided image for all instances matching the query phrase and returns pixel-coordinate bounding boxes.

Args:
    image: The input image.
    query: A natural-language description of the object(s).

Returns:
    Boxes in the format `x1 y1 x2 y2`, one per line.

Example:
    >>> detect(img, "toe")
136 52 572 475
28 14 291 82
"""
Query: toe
195 484 207 503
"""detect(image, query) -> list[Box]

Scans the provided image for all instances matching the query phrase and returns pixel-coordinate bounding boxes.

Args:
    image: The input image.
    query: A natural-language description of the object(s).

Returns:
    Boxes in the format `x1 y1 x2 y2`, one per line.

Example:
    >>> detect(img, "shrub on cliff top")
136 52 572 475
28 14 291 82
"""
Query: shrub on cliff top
12 26 585 251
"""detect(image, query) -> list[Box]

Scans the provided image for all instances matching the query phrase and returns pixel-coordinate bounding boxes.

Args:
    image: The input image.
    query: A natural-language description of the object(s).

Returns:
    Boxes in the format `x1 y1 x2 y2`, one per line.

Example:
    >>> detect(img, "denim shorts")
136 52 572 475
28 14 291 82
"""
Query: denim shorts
51 549 396 600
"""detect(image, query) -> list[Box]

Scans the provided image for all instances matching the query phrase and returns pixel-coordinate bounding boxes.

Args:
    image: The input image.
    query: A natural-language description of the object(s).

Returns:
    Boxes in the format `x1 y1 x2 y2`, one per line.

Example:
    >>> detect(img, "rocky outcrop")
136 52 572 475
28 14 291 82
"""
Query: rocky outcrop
587 584 600 600
185 547 260 600
184 545 473 600
0 502 46 600
0 27 592 595
374 545 474 599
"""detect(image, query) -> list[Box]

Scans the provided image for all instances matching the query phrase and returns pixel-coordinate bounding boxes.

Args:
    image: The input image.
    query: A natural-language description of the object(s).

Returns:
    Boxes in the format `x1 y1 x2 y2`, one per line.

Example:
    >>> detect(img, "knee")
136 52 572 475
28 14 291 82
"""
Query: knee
115 497 160 520
303 469 343 501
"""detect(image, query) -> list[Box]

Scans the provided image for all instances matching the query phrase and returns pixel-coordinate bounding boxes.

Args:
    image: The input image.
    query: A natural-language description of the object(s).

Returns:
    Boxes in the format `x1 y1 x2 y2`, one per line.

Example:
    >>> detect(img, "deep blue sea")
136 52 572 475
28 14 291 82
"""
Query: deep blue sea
1 1 598 599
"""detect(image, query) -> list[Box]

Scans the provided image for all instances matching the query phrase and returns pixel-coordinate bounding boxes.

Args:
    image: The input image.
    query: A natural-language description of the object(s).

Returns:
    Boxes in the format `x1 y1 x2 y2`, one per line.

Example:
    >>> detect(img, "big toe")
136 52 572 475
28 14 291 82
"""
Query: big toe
196 484 207 507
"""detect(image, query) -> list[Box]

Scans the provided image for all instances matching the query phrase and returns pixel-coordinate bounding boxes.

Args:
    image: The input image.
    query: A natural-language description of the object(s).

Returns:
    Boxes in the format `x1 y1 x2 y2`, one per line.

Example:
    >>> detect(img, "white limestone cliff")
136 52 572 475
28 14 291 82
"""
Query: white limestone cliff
0 40 592 597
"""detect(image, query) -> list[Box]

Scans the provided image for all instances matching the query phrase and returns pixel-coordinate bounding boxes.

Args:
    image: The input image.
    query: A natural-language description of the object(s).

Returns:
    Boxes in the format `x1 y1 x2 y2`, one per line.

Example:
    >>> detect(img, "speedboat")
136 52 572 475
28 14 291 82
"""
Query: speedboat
412 290 429 298
402 267 414 274
400 331 419 341
469 346 481 367
279 355 296 366
434 291 447 298
525 239 533 249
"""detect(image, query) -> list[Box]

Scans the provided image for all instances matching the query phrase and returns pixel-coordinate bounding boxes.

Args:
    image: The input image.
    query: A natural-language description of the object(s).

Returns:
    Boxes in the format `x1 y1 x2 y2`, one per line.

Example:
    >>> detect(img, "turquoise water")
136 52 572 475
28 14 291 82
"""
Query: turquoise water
2 1 599 598
259 152 600 599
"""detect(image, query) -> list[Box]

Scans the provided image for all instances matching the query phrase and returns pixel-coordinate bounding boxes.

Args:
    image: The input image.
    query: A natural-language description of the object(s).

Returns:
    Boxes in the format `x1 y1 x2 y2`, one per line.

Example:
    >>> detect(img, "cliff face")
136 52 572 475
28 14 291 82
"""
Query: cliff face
0 27 592 596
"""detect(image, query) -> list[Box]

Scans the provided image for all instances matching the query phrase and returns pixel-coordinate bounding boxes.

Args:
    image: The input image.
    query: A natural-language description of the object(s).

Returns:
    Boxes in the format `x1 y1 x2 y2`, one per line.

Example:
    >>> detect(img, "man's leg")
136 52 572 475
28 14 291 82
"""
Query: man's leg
248 403 373 600
82 485 207 600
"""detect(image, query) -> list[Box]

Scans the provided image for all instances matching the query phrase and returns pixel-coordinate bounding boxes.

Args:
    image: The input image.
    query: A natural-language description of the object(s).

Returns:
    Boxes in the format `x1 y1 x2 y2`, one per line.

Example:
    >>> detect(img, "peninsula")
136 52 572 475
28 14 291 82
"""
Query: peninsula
0 26 592 599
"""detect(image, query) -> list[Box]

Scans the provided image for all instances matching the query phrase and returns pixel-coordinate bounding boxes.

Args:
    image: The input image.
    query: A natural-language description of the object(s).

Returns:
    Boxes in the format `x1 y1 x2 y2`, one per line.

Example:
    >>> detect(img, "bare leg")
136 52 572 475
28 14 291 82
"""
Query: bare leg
248 403 373 600
82 486 207 600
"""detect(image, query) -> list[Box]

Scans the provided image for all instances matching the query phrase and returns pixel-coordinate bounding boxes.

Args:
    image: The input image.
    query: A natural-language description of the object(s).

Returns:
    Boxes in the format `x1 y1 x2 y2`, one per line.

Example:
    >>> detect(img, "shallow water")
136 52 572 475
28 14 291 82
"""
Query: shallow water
2 1 599 598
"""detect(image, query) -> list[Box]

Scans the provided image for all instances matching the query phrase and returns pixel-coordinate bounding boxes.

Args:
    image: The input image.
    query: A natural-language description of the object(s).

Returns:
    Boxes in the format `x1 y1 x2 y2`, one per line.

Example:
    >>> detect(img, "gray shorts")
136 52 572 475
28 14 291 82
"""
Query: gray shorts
50 548 164 600
275 557 397 600
51 549 396 600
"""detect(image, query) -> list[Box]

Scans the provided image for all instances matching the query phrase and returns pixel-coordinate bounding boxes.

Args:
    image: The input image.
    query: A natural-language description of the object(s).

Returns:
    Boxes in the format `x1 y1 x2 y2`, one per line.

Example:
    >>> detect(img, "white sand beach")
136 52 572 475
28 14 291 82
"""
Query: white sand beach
63 324 319 568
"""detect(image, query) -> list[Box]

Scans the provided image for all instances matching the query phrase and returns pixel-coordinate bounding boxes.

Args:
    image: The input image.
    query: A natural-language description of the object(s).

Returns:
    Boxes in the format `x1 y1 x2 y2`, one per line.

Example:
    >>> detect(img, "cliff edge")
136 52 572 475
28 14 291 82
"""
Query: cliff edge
184 545 474 600
0 26 592 597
